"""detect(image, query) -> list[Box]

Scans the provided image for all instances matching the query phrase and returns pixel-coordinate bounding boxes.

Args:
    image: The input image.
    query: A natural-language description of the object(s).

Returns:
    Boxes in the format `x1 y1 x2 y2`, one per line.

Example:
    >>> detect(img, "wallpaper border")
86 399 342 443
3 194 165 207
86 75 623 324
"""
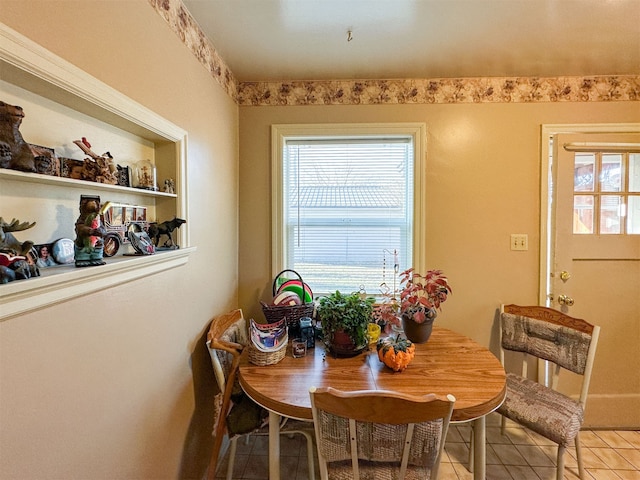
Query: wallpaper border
150 0 640 106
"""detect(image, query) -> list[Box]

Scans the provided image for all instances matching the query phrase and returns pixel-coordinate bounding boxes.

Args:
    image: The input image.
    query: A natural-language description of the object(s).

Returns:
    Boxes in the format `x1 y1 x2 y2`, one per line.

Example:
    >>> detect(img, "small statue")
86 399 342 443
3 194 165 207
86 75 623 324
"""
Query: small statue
148 217 186 249
0 217 40 283
163 178 175 194
74 195 106 267
0 101 36 172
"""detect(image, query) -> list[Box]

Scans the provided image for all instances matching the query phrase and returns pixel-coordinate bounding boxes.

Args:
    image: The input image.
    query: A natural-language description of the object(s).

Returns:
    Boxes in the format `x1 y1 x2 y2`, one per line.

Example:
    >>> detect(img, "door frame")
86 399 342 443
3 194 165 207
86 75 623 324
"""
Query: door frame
538 123 640 307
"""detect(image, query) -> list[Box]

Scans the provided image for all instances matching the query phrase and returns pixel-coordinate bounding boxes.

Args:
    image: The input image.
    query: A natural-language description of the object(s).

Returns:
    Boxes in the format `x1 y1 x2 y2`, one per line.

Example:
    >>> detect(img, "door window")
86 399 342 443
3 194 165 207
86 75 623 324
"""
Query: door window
572 151 640 235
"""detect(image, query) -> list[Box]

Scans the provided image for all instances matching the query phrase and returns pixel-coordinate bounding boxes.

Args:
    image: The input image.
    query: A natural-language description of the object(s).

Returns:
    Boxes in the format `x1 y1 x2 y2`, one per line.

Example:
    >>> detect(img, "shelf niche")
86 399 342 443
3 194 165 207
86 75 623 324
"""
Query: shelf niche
0 23 193 320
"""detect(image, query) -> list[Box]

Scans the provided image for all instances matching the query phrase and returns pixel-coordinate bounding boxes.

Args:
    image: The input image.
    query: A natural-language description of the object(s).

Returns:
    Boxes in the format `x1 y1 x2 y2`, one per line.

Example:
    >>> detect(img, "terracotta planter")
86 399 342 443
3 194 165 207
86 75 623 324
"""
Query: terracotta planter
327 328 367 357
402 312 436 343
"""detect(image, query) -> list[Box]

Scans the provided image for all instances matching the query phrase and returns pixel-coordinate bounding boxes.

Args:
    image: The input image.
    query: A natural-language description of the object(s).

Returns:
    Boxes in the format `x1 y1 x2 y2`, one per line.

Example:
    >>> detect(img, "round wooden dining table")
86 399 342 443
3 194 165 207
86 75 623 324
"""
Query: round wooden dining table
239 326 506 480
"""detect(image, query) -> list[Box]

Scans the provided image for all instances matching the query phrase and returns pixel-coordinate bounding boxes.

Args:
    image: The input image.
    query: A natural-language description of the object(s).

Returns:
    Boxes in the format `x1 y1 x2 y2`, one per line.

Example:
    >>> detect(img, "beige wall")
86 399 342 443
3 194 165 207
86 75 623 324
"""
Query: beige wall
1 1 238 478
1 0 639 478
238 102 639 344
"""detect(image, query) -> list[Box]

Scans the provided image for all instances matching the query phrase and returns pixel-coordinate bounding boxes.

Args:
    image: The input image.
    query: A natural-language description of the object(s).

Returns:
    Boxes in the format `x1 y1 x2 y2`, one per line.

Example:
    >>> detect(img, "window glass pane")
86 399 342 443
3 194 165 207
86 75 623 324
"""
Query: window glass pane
628 195 640 234
574 153 595 192
600 195 622 234
573 195 594 234
601 154 622 192
630 153 640 192
284 139 413 295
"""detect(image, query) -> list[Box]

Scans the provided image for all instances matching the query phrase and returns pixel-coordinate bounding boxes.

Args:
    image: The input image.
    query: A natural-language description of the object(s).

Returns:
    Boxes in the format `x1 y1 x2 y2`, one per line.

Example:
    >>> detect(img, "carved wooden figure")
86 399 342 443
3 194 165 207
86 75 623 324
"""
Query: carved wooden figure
0 101 36 172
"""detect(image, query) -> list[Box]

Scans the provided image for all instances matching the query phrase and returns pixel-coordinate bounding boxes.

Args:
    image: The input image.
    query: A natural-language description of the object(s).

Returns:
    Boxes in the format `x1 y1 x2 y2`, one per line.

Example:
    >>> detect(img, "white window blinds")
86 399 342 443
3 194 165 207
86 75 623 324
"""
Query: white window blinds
282 137 414 296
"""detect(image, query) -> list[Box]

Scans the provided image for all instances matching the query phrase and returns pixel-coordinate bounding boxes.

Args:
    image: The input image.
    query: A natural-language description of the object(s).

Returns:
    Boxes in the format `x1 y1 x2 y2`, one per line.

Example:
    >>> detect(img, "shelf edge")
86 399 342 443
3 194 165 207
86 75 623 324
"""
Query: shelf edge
0 247 196 321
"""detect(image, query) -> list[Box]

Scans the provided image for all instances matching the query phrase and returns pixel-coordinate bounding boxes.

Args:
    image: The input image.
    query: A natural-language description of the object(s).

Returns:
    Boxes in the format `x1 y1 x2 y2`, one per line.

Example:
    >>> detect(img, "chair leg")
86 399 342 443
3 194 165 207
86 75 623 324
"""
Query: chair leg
226 437 238 480
299 430 316 480
556 445 565 480
575 433 585 480
468 425 474 473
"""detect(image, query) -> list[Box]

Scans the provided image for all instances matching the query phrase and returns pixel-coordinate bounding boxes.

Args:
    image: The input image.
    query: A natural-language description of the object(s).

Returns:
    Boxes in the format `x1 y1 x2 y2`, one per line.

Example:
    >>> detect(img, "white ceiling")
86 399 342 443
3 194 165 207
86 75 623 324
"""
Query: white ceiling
182 0 640 83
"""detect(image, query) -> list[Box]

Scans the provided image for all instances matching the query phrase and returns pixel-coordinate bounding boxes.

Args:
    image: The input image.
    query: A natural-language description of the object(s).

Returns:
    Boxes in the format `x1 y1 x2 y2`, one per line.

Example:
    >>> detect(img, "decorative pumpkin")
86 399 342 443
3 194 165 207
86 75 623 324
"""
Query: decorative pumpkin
376 335 416 372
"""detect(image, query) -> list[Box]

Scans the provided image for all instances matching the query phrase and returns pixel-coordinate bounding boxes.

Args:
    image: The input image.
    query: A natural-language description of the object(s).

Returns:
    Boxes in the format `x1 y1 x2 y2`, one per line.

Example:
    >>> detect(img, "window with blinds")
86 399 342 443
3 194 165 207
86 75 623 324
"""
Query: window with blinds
272 124 424 297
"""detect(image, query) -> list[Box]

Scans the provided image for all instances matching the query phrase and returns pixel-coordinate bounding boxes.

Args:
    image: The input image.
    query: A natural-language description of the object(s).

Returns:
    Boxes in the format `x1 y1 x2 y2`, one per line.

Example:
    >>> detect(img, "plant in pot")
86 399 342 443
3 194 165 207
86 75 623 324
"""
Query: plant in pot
374 268 452 343
318 290 376 356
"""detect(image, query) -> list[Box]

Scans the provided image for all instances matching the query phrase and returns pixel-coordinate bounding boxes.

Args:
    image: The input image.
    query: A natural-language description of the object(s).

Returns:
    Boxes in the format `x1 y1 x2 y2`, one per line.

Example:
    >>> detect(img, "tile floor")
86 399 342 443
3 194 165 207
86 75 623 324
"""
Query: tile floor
213 413 640 480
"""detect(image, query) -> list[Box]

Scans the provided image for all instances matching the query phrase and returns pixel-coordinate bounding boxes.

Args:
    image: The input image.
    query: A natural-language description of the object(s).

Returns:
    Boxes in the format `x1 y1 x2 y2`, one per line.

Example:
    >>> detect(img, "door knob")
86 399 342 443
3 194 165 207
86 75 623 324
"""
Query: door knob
557 294 575 306
560 271 571 282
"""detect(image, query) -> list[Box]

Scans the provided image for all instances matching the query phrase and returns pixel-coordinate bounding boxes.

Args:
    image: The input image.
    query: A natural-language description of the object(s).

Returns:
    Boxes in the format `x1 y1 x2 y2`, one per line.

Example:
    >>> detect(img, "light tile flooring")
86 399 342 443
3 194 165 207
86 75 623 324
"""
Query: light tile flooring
214 413 640 480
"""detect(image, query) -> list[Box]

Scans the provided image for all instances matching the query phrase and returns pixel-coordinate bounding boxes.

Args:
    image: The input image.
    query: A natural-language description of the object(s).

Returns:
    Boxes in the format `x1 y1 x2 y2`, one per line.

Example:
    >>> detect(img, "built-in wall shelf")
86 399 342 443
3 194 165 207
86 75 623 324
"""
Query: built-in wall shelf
0 168 178 198
0 22 194 320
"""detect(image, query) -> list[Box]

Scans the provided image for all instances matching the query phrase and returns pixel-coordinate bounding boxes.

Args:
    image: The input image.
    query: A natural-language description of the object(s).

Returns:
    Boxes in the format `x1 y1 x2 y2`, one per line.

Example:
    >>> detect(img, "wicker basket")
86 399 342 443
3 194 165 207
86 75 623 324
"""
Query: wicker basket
261 269 316 327
248 341 287 366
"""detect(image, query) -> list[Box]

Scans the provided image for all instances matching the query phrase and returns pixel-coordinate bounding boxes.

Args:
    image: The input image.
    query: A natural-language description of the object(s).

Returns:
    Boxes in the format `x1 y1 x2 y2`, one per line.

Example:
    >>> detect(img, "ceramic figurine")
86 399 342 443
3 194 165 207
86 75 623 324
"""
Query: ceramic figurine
163 178 175 194
74 195 106 267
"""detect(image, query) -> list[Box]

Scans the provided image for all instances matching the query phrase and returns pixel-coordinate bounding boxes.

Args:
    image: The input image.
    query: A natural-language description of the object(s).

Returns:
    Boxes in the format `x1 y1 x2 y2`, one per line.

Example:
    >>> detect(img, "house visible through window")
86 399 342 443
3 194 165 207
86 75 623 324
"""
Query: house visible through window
272 124 426 297
572 151 640 234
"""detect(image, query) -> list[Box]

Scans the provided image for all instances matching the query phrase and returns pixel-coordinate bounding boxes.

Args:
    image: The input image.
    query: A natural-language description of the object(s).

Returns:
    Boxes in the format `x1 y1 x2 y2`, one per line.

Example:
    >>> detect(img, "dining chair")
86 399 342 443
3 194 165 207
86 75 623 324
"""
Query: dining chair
309 386 455 480
471 304 600 480
206 309 316 480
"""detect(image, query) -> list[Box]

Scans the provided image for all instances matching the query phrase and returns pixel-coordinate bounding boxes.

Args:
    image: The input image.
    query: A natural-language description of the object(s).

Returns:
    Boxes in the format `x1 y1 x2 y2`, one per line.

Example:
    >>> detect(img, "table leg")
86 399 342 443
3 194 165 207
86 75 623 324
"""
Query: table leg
268 410 281 480
473 416 486 480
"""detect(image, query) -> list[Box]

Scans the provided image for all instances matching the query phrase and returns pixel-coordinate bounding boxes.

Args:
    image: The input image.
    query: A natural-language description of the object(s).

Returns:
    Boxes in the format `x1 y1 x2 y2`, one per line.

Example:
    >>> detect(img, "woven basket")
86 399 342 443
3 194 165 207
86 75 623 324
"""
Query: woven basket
261 269 315 327
248 342 287 366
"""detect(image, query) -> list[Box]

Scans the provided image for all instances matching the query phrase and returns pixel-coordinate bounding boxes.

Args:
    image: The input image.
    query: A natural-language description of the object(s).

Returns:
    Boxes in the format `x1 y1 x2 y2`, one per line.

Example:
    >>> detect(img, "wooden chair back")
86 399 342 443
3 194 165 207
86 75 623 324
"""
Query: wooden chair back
205 309 247 477
310 386 455 480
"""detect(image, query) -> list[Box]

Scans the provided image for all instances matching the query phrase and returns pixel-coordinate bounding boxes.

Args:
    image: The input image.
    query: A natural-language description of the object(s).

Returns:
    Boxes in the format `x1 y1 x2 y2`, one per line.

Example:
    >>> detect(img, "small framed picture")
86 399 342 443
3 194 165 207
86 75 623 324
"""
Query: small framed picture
34 243 57 268
117 164 132 187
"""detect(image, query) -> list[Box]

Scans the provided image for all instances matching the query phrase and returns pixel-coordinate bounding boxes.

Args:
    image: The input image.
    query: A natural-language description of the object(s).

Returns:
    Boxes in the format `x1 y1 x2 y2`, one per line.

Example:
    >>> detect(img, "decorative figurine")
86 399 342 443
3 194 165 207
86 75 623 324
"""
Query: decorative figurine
127 223 155 255
147 217 186 249
0 217 40 282
74 195 106 267
73 138 118 184
0 101 36 172
163 178 175 194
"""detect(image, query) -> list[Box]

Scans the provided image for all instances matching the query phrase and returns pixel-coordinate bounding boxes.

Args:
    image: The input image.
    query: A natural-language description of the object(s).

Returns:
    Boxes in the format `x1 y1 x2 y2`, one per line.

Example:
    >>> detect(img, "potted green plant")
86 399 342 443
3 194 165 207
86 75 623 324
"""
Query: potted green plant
318 290 375 356
374 268 452 343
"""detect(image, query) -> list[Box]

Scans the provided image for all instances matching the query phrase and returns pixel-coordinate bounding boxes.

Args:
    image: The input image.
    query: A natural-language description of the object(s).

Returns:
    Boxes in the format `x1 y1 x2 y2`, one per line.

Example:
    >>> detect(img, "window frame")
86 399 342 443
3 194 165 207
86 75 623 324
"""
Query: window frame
271 123 427 291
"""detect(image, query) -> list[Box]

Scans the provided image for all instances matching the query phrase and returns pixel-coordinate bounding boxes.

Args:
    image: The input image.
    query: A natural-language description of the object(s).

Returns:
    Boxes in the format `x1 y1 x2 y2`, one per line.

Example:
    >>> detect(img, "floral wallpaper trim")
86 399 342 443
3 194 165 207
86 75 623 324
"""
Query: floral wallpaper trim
150 0 639 106
236 77 640 106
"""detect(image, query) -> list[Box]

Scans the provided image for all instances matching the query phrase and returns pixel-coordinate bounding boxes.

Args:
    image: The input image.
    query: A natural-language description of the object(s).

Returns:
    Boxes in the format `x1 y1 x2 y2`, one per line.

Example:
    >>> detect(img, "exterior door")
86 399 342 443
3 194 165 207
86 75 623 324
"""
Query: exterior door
551 132 640 428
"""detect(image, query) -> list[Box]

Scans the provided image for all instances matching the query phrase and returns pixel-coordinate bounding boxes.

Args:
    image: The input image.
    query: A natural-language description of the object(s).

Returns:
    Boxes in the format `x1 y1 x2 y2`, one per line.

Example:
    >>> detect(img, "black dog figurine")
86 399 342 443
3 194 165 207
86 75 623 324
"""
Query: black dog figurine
148 217 186 248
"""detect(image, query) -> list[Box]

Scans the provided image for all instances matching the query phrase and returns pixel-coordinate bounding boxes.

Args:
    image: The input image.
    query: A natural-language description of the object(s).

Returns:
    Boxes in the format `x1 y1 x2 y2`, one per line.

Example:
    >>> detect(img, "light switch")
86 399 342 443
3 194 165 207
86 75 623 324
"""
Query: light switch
510 234 528 251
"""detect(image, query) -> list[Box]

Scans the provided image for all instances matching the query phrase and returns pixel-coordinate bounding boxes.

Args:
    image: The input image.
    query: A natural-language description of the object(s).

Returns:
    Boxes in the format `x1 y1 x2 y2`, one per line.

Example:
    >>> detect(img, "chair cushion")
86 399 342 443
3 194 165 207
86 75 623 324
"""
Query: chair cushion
325 460 433 480
498 373 584 446
226 392 268 436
